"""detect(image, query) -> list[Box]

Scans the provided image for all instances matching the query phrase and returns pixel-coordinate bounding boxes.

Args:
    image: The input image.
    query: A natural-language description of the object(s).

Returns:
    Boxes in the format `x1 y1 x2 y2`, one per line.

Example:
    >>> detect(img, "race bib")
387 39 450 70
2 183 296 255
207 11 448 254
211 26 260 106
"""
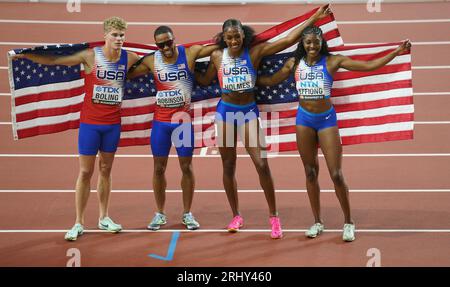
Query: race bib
156 89 186 108
92 85 123 105
222 74 253 92
296 76 325 100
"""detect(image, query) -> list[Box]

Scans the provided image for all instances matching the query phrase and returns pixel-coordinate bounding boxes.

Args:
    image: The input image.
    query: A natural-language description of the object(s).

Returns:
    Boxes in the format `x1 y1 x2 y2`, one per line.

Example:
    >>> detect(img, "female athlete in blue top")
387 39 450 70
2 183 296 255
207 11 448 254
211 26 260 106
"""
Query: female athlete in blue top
257 25 411 241
197 5 332 239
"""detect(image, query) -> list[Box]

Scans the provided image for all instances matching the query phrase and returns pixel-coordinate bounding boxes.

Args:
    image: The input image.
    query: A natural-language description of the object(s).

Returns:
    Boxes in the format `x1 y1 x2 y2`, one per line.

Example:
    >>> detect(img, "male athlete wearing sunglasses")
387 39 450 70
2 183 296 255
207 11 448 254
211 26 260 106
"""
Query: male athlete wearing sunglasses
128 26 218 231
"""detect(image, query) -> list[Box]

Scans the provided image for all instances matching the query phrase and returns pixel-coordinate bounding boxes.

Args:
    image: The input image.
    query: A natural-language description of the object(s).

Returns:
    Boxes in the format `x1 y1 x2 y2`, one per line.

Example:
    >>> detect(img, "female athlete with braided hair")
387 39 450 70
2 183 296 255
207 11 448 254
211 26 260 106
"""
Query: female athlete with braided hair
257 25 411 241
197 5 332 239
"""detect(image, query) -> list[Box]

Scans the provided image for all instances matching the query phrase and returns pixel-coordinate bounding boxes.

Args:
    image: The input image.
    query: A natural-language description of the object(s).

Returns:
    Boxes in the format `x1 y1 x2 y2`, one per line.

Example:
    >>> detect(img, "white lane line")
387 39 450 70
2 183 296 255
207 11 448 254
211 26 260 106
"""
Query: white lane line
0 122 12 125
415 121 450 124
1 19 449 25
412 66 450 70
2 41 450 46
1 189 450 193
413 92 450 96
0 153 450 158
0 229 449 233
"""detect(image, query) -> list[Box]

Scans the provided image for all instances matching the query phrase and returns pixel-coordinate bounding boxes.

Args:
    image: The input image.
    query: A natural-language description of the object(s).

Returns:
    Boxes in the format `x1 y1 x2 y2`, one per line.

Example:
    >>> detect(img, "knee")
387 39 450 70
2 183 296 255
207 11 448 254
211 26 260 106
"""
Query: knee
154 164 166 177
180 162 193 175
305 165 319 182
330 169 346 186
254 161 271 177
79 168 94 181
222 159 236 176
98 161 112 177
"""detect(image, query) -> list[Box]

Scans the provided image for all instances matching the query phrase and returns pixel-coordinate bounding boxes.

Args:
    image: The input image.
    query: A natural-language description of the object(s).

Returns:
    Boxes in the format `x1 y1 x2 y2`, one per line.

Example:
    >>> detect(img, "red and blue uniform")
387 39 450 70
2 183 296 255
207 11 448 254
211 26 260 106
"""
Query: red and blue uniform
78 46 127 155
294 55 337 131
216 47 259 126
151 46 194 157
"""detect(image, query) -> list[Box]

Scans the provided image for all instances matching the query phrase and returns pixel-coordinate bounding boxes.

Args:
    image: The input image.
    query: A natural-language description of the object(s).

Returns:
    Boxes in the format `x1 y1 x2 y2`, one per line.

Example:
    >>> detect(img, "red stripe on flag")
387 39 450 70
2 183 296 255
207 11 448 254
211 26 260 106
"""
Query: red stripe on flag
338 113 414 129
331 79 412 97
15 103 83 122
334 63 411 81
14 86 85 106
323 29 341 42
277 141 298 152
265 124 296 136
121 104 155 117
253 8 321 44
17 120 80 139
121 121 152 132
333 96 413 113
341 130 413 145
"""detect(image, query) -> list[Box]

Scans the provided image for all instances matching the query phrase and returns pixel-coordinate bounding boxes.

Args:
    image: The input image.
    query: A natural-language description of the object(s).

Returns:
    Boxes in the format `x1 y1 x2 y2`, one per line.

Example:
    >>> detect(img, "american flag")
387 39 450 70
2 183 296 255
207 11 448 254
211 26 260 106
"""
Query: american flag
8 7 413 152
256 42 413 152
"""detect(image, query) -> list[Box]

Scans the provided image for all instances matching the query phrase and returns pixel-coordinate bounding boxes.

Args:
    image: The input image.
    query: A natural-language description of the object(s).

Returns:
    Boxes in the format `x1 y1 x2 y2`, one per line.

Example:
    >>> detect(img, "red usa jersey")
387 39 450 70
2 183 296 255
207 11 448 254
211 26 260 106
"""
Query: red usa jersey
81 47 128 124
153 46 194 122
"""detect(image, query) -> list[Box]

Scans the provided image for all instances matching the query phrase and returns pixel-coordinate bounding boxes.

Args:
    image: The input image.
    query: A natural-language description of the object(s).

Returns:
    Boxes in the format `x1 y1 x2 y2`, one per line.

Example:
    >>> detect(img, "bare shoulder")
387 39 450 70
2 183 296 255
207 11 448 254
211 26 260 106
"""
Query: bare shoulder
325 54 346 73
211 49 223 57
249 42 266 57
84 48 95 57
82 48 95 65
187 44 202 54
210 49 223 62
185 45 201 61
126 50 139 60
328 54 345 62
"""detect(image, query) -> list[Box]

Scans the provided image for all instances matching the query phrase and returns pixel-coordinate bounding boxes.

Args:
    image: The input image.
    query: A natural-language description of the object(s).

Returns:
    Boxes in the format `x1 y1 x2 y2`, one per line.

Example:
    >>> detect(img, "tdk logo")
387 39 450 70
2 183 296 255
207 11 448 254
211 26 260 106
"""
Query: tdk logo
159 90 182 97
158 71 188 82
223 66 250 76
97 70 125 81
96 86 121 94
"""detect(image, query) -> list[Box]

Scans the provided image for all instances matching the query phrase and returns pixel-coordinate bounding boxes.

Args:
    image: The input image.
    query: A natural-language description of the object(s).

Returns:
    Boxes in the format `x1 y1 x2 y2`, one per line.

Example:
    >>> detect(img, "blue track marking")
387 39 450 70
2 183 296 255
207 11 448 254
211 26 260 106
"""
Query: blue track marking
148 231 180 261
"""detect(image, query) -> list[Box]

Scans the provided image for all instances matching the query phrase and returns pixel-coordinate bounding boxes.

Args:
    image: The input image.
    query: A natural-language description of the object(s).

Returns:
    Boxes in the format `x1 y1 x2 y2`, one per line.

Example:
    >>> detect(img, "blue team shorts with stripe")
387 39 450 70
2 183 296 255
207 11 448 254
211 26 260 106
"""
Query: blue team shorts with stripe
295 105 337 132
150 120 194 157
215 100 259 126
78 122 121 155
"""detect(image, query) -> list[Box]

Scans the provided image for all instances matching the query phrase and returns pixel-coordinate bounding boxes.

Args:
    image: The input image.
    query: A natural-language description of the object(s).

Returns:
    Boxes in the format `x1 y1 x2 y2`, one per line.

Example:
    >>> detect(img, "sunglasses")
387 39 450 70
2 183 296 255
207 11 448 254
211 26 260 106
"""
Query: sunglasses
156 39 174 49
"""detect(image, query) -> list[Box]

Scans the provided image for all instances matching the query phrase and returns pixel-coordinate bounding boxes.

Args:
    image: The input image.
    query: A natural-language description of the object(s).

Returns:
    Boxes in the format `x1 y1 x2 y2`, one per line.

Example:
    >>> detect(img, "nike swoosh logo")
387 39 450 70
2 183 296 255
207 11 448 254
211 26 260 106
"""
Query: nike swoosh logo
100 223 109 228
325 115 331 120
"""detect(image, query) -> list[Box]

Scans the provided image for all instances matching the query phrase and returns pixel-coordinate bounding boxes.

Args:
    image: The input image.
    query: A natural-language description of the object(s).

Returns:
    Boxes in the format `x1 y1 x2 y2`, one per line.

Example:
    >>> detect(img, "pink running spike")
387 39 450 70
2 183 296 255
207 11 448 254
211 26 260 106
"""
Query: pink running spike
227 215 244 232
270 216 283 239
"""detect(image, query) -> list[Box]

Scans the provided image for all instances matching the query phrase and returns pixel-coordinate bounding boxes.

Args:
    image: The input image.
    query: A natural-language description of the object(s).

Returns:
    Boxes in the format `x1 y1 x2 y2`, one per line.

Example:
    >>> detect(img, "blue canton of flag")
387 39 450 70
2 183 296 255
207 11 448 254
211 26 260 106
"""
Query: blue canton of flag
255 53 298 105
11 43 88 90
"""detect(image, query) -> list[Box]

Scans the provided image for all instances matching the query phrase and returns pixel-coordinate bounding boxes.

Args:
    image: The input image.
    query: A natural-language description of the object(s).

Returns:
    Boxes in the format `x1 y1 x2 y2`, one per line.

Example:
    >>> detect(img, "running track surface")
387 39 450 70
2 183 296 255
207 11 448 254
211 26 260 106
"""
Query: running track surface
0 2 450 267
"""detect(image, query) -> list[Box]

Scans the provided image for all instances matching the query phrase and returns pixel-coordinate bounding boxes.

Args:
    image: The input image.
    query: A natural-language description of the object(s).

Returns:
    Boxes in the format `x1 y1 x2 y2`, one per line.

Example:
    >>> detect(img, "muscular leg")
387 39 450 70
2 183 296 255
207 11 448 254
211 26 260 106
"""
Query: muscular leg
153 156 169 214
216 120 239 216
241 118 277 216
96 151 115 220
296 125 322 224
178 156 195 213
318 126 353 224
75 155 96 225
